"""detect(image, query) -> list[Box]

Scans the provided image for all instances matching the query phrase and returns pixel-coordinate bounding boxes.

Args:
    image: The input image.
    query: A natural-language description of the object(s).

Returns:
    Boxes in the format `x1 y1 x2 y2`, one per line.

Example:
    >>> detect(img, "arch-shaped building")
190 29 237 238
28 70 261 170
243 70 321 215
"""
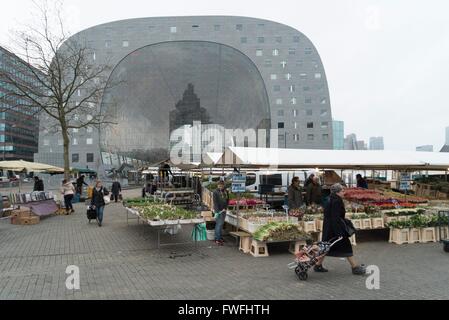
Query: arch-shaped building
35 16 333 173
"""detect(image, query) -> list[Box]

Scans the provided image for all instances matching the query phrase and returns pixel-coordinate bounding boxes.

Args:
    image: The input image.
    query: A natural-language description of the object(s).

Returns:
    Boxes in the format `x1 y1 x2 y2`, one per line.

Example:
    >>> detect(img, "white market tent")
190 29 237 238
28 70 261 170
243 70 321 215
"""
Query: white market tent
207 147 449 171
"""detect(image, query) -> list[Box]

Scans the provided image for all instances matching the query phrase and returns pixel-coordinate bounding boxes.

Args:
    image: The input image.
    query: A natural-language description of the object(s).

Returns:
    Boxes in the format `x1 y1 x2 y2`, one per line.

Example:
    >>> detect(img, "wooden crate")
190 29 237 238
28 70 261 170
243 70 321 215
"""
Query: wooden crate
302 221 317 233
250 240 269 257
408 228 421 243
351 219 363 230
384 216 398 224
361 218 373 230
390 228 410 244
315 219 323 231
371 217 384 229
420 227 437 243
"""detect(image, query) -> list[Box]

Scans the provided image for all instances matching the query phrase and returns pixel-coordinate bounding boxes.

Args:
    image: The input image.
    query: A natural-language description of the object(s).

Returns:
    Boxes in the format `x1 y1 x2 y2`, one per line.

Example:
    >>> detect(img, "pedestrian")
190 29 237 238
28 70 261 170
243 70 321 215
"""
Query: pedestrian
304 174 315 188
33 176 44 191
212 180 229 245
287 177 303 210
76 175 89 196
60 179 75 215
91 180 109 227
314 183 366 275
110 179 122 202
356 174 368 189
306 176 322 206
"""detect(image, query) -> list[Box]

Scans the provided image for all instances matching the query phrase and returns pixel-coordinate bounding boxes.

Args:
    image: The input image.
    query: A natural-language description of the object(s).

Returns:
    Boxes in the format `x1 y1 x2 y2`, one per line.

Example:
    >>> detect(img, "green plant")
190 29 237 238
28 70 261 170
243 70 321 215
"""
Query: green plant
350 213 369 220
387 220 411 229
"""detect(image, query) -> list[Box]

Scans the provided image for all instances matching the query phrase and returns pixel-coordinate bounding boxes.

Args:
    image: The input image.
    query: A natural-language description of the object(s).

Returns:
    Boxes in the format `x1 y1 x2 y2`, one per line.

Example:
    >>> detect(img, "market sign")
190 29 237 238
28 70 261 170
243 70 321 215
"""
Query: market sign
399 172 412 191
232 174 246 193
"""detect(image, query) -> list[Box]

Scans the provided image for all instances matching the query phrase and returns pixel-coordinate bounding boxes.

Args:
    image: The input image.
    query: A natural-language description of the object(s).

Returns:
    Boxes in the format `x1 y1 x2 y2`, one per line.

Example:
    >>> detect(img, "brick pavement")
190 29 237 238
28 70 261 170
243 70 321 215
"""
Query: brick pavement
0 189 448 300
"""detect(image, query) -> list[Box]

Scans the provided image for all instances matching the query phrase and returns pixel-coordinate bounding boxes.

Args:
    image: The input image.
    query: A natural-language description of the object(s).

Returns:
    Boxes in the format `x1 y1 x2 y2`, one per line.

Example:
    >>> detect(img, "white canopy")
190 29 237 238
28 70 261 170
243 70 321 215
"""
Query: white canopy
207 147 449 171
0 160 64 173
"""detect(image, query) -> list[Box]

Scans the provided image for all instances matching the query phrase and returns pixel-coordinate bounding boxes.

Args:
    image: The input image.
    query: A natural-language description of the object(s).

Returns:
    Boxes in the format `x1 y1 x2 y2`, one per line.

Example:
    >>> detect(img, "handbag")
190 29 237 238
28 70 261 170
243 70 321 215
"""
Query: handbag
341 218 356 237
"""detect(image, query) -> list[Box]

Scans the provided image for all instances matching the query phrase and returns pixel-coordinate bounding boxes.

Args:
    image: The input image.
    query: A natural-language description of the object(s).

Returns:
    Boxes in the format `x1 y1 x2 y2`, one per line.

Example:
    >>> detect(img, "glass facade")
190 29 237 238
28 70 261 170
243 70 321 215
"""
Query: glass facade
332 120 344 150
100 41 271 163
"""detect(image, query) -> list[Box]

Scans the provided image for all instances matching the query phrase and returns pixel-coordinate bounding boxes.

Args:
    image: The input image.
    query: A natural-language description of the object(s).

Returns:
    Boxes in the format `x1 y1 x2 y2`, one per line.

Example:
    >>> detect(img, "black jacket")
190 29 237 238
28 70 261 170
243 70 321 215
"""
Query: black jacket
213 189 229 212
306 183 322 205
33 179 44 191
287 185 303 209
111 181 121 194
91 187 109 207
322 193 347 241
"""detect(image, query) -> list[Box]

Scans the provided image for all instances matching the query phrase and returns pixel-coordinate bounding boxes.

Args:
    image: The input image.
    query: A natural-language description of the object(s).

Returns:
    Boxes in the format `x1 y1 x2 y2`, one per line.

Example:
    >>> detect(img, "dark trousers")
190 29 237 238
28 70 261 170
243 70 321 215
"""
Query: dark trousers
64 194 74 211
111 193 120 202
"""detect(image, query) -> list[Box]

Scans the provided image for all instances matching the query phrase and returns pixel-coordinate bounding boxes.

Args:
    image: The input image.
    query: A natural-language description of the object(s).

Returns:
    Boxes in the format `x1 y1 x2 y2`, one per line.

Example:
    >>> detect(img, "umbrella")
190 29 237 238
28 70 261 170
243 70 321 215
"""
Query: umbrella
0 160 64 173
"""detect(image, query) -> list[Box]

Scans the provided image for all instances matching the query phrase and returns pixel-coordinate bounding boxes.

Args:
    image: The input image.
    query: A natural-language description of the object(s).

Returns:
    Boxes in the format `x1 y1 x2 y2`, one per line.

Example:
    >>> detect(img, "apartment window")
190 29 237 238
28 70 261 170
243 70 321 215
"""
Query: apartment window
276 98 283 105
240 37 247 44
321 122 329 129
58 139 63 146
43 139 49 146
236 24 243 31
315 73 322 79
86 127 93 133
285 73 292 80
293 109 298 117
305 47 312 54
74 114 79 121
305 98 312 104
277 110 284 116
86 153 94 163
270 74 277 80
320 109 328 117
272 49 279 56
288 48 296 55
170 26 177 33
307 122 314 129
86 138 93 145
214 25 221 31
258 37 265 43
92 52 96 61
293 134 300 141
280 61 287 68
73 128 78 133
122 40 129 47
278 122 285 129
307 134 314 141
306 109 313 116
275 36 282 43
303 86 310 91
192 25 200 30
294 122 298 129
256 49 263 57
321 98 327 104
273 85 280 92
77 89 81 96
72 138 78 145
311 60 319 68
300 73 307 80
264 60 272 67
72 153 79 163
293 36 300 43
289 85 295 92
87 115 93 121
322 134 329 140
291 98 297 105
104 40 111 48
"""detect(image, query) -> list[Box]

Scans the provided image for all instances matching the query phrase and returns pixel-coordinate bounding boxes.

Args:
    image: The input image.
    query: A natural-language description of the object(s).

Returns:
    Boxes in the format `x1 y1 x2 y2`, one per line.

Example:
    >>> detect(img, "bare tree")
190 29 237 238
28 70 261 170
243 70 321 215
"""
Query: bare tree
0 0 118 178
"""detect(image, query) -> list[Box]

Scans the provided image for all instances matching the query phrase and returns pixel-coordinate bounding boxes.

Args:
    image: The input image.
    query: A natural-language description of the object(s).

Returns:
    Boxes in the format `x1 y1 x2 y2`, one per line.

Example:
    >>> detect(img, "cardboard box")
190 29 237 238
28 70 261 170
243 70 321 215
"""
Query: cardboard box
201 211 214 221
10 207 32 218
11 215 40 225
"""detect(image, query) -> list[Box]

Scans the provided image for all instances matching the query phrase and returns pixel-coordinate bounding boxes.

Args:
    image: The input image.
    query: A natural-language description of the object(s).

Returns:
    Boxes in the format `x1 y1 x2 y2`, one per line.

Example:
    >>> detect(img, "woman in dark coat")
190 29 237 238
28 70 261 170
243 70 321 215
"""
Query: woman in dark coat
91 180 109 227
314 183 366 275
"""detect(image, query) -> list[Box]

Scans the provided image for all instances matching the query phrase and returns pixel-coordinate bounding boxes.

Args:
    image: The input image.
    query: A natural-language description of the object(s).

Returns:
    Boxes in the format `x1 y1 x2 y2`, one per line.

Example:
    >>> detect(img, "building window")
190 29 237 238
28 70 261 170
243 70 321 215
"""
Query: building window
104 40 111 48
321 122 329 129
273 85 280 92
192 25 200 30
72 138 78 145
87 127 93 133
305 47 312 54
293 134 300 141
86 153 94 163
280 61 287 68
278 122 285 129
270 74 277 80
300 73 307 80
291 98 297 105
43 139 49 146
293 36 300 43
256 49 263 57
307 122 314 129
77 89 81 97
285 73 292 80
72 153 79 163
279 134 285 141
289 85 295 92
258 23 265 28
272 49 279 56
307 134 314 141
305 98 312 104
303 86 310 91
306 109 313 116
293 109 298 117
321 98 327 104
275 36 282 43
257 37 265 43
92 52 96 61
58 139 63 146
277 110 284 116
214 25 221 31
240 37 247 43
86 138 93 145
315 73 322 79
296 60 303 67
276 98 283 105
322 134 329 140
288 48 296 55
122 40 129 47
264 60 272 67
311 60 319 68
294 122 298 129
170 26 177 33
320 109 328 117
236 24 243 31
73 128 78 133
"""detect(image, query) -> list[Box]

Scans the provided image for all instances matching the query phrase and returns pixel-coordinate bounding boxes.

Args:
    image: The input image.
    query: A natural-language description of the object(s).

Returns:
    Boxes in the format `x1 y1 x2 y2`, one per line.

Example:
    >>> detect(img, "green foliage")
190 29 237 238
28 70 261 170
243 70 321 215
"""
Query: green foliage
253 222 309 241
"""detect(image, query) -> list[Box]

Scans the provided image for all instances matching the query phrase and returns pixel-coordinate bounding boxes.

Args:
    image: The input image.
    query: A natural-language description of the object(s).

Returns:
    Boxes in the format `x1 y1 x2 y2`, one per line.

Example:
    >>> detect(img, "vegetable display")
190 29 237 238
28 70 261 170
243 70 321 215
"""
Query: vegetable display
253 222 309 242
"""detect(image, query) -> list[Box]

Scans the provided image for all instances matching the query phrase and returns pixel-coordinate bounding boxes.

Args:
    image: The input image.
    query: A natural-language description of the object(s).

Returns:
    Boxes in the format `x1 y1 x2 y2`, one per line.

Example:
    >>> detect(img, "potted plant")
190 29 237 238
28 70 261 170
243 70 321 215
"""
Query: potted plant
302 214 317 233
388 220 411 244
369 212 384 229
420 214 437 243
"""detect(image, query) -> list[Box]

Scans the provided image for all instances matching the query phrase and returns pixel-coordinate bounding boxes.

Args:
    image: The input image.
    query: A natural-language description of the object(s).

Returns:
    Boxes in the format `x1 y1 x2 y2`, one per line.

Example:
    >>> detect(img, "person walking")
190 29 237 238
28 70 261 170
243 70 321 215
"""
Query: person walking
314 183 366 275
287 177 303 211
33 176 44 191
212 180 229 245
91 180 109 227
304 173 315 188
60 179 75 215
306 176 322 206
111 179 122 203
76 175 89 196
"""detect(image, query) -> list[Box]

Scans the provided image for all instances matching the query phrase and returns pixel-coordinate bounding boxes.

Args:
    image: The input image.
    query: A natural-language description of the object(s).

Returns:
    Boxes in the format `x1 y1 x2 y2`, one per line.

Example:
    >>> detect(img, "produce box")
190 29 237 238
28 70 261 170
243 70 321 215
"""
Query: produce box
11 215 40 225
10 207 32 218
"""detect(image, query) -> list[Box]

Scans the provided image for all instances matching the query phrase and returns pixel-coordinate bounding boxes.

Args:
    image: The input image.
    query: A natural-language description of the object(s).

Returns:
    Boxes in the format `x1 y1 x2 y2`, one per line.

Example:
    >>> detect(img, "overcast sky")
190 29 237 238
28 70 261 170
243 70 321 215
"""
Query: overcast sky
1 0 448 151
